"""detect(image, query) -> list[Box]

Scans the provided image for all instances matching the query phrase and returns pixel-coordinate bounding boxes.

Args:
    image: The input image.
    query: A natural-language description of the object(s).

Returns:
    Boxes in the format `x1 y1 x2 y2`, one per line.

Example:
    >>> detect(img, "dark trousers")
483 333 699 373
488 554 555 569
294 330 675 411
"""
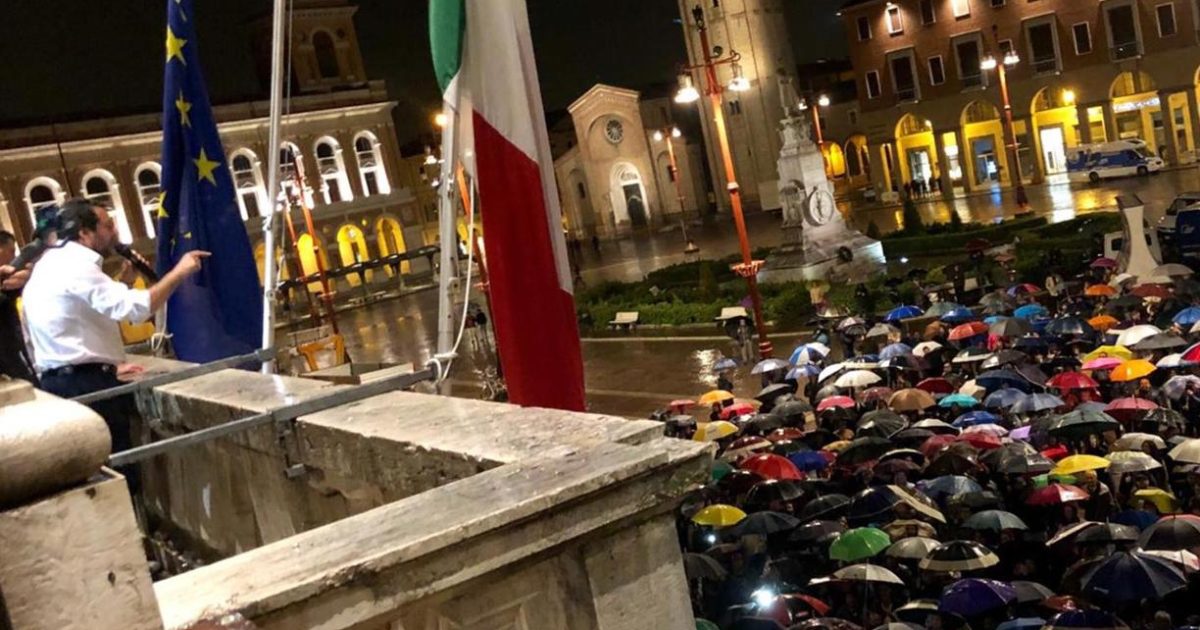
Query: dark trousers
40 365 141 494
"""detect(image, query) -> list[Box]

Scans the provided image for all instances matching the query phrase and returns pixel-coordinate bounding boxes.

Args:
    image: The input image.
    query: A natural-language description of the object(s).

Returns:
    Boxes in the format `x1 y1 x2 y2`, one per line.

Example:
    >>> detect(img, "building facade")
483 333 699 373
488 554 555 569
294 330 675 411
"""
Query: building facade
552 84 707 239
677 0 797 212
0 0 437 292
832 0 1200 200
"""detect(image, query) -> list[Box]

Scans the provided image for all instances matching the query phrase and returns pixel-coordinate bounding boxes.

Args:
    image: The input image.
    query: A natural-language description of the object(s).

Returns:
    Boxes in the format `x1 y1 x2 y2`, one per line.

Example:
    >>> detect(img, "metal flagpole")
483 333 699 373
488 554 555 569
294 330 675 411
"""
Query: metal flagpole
434 107 460 391
259 0 288 374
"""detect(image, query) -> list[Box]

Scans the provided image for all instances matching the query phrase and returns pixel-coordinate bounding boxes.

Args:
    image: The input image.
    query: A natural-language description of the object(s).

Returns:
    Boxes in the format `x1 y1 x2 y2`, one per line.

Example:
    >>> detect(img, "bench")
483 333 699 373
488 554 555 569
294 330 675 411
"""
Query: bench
608 311 639 331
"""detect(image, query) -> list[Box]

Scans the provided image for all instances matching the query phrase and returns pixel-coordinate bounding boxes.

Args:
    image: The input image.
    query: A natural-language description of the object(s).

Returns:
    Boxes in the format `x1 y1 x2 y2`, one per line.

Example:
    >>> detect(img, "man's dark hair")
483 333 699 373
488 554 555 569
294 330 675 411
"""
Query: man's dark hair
0 230 14 247
56 197 103 241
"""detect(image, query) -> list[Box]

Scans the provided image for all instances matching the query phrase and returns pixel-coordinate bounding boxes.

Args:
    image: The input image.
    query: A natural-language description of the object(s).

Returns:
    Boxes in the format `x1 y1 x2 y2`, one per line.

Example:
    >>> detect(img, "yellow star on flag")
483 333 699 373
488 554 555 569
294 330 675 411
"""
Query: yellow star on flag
154 192 168 219
166 26 187 65
175 91 192 127
194 148 221 185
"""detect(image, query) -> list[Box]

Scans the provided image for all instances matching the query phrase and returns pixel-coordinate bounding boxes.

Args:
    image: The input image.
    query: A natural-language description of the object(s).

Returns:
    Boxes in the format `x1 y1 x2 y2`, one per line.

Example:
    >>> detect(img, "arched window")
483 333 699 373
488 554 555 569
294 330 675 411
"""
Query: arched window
135 163 162 239
312 31 340 79
24 177 64 227
230 150 266 221
313 137 352 205
81 169 132 244
353 132 390 196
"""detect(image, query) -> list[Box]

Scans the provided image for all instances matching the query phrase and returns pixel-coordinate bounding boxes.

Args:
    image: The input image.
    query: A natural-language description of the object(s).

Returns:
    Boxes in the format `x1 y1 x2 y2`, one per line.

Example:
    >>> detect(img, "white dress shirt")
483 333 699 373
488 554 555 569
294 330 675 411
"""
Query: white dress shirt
21 241 152 371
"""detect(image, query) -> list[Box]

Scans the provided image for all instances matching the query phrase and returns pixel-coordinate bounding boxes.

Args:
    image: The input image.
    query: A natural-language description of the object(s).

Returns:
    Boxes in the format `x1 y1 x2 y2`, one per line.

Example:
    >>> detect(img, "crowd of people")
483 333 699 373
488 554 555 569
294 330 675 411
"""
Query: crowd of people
659 256 1200 629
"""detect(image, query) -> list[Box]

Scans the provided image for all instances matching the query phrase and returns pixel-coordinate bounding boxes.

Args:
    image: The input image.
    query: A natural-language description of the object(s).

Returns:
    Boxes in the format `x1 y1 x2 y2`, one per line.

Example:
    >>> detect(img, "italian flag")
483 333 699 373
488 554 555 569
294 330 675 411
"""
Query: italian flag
430 0 586 411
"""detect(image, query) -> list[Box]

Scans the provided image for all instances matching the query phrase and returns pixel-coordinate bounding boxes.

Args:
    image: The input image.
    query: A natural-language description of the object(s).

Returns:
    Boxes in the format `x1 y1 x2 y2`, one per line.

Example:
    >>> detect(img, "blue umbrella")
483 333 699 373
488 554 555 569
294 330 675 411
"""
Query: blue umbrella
1014 304 1049 320
953 410 1000 427
940 307 976 323
977 369 1037 393
997 618 1046 630
786 364 821 380
790 343 829 365
1011 392 1065 414
939 394 980 408
880 343 914 360
1081 551 1186 605
713 358 739 372
984 388 1026 409
939 578 1016 617
788 450 829 472
1111 509 1159 531
1174 306 1200 326
919 475 983 501
885 305 924 322
983 315 1007 324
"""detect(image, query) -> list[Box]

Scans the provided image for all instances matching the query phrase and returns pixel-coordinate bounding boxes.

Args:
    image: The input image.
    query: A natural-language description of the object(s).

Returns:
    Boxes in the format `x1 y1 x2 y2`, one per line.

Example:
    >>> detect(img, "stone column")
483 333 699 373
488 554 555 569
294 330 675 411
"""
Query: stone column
1159 90 1182 165
1017 117 1045 185
297 134 323 208
933 129 954 199
1101 101 1117 143
1187 89 1200 158
0 176 30 241
869 142 891 197
1076 103 1094 145
337 132 364 200
952 129 973 193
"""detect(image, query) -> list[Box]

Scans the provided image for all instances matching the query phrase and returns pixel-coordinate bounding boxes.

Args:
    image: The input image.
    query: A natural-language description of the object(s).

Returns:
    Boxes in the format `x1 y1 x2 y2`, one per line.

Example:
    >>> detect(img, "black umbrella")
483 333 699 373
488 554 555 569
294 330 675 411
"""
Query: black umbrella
1137 515 1200 551
948 490 1002 510
926 448 980 476
918 540 1000 572
774 400 813 425
879 448 928 466
790 519 846 545
744 413 784 435
892 427 936 444
846 486 902 525
1014 336 1051 354
981 349 1030 369
994 451 1054 475
839 437 894 465
683 552 728 581
1107 294 1144 310
1010 580 1055 605
1016 364 1049 387
1080 551 1186 605
799 494 850 522
1047 409 1120 439
1045 316 1095 338
856 410 908 438
746 479 807 509
1142 408 1186 431
1132 332 1188 351
990 318 1033 338
977 368 1038 392
1075 522 1140 545
728 511 801 537
756 383 796 404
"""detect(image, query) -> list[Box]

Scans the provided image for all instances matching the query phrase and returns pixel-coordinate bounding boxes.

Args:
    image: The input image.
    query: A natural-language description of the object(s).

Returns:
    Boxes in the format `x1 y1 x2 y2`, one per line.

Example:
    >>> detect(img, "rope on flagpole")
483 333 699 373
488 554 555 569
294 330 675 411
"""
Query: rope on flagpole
433 181 476 385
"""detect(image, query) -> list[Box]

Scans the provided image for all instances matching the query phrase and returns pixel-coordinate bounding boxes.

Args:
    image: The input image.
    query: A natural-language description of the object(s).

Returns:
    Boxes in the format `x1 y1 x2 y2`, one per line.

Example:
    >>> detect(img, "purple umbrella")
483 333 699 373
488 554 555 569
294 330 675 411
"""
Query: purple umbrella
1010 426 1032 441
939 578 1016 617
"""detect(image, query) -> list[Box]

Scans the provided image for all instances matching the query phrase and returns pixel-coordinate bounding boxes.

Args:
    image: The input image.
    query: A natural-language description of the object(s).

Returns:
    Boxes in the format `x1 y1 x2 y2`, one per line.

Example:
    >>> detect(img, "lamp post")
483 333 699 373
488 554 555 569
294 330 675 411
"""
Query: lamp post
676 4 773 359
981 24 1029 209
799 94 831 145
653 126 700 254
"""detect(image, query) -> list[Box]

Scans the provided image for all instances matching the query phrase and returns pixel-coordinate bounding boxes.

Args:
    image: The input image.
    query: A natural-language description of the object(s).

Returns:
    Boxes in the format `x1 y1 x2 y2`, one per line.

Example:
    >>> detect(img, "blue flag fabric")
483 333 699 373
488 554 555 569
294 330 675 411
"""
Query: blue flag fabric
157 0 262 363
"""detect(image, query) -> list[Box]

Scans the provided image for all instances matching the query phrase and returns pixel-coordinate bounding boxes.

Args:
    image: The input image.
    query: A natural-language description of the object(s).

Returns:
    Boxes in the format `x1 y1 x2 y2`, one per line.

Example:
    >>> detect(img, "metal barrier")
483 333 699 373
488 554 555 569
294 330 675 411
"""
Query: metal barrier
71 348 276 406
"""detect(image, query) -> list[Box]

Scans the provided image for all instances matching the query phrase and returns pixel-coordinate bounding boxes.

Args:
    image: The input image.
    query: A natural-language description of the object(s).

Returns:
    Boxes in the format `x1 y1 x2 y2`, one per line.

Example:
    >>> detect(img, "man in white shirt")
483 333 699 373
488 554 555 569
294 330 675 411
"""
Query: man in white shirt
21 199 207 483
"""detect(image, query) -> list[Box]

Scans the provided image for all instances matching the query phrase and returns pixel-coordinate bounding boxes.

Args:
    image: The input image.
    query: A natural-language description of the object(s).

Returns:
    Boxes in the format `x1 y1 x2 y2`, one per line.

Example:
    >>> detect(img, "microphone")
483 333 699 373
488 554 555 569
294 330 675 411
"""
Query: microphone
114 243 160 282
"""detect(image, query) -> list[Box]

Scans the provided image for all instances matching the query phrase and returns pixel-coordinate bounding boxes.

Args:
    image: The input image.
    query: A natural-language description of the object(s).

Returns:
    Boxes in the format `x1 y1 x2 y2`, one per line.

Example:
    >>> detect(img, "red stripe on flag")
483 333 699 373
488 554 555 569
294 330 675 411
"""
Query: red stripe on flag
472 112 586 411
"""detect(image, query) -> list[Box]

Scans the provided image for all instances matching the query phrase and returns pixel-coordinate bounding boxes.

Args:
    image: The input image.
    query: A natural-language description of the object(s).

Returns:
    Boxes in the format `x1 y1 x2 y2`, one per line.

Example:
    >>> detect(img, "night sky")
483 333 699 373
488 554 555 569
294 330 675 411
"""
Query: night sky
0 0 846 147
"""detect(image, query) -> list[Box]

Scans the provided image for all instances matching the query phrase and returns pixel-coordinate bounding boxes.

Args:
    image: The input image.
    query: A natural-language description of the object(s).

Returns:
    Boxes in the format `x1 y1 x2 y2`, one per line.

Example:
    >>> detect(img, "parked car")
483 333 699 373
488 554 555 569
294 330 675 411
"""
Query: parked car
1155 192 1200 262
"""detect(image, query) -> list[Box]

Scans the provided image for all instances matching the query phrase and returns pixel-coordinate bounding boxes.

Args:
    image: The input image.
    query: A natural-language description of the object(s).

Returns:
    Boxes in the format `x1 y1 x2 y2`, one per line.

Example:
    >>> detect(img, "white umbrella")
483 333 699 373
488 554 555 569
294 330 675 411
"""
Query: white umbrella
1191 321 1200 335
818 362 847 384
1141 549 1200 572
913 341 944 357
1163 375 1200 399
1158 353 1186 368
958 379 986 399
1112 433 1167 451
1152 263 1195 278
1168 438 1200 465
1110 273 1136 287
1136 274 1174 286
835 370 882 388
1115 325 1162 348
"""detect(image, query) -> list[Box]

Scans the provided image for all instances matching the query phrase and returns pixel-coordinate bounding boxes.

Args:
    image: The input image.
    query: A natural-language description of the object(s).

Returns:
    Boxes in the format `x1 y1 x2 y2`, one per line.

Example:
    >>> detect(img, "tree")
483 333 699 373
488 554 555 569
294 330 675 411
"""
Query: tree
901 198 925 235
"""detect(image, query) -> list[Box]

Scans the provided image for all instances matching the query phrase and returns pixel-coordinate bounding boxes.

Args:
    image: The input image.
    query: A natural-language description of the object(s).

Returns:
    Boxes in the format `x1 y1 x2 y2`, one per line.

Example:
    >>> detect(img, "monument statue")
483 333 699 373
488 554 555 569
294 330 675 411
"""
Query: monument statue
760 109 885 284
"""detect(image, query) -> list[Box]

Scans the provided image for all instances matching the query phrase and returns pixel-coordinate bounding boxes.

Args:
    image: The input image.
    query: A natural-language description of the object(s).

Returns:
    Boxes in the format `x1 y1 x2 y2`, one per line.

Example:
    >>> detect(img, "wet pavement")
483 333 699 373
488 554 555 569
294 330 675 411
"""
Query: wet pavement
332 167 1200 418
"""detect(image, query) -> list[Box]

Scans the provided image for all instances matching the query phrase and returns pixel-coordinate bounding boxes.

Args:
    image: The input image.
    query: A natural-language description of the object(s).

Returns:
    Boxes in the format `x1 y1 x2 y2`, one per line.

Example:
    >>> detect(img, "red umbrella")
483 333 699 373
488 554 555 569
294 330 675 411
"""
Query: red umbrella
1090 257 1118 269
1040 444 1070 461
1132 284 1171 299
1009 283 1041 295
859 386 894 404
1027 484 1090 506
1181 342 1200 363
958 432 1003 450
768 427 805 442
1047 371 1099 391
669 399 696 412
817 396 856 412
916 377 954 394
949 321 989 341
921 434 958 459
740 453 805 480
720 402 757 419
1105 397 1159 423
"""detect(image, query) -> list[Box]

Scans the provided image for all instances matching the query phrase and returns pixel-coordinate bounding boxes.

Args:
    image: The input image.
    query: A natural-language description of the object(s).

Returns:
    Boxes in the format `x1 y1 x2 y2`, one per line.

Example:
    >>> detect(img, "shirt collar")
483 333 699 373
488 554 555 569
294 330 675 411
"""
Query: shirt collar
60 240 104 267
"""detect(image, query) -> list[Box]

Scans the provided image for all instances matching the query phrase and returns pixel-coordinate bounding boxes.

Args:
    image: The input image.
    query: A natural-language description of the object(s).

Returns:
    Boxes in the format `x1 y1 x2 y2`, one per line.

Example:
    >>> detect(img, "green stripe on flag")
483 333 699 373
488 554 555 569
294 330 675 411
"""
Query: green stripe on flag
429 0 465 95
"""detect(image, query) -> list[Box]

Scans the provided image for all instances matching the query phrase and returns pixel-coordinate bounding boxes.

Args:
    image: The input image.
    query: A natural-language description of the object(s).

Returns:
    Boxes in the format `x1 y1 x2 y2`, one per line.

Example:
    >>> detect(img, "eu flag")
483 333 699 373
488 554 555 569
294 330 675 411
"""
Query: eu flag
157 0 262 363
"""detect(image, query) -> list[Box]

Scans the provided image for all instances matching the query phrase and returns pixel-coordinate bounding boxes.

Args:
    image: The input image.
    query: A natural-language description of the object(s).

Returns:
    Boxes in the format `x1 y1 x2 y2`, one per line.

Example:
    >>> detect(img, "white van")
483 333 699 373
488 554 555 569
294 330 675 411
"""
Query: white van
1067 139 1165 183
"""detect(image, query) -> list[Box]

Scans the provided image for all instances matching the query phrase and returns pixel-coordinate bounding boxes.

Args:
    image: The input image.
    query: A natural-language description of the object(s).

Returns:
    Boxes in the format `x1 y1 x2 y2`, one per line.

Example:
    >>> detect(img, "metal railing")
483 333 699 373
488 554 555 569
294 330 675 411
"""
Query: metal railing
71 348 276 405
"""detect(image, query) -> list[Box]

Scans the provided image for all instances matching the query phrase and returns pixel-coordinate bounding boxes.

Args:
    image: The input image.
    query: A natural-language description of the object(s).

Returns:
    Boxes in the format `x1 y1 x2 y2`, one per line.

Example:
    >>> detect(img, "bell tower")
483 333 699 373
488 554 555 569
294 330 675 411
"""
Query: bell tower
254 0 368 94
676 0 796 212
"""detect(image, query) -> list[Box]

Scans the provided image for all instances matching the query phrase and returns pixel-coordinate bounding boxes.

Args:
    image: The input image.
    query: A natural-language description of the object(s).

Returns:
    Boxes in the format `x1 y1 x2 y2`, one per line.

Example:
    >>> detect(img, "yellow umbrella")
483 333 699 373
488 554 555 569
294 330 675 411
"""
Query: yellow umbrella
1052 454 1112 476
1085 284 1116 297
692 504 748 527
693 420 739 442
1088 315 1120 332
1082 345 1133 362
1133 488 1178 514
1110 359 1156 383
698 389 735 406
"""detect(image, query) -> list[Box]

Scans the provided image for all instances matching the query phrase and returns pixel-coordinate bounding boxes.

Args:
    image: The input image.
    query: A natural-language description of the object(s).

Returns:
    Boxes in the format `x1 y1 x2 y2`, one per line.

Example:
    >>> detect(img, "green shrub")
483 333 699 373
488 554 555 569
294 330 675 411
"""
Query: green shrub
698 262 718 301
949 211 964 231
765 284 813 329
901 198 925 235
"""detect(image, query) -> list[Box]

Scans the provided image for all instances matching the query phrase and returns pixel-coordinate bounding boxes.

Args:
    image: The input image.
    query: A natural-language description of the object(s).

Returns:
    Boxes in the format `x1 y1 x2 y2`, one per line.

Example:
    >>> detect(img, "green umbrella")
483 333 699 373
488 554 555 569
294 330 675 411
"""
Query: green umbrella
696 620 720 630
829 526 892 562
1032 472 1077 488
711 460 733 482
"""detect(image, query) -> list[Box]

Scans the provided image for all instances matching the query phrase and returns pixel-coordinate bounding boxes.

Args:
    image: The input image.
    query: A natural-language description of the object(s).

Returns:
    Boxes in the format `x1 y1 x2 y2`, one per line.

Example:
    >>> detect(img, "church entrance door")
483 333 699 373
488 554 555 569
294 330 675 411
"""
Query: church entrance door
623 184 647 228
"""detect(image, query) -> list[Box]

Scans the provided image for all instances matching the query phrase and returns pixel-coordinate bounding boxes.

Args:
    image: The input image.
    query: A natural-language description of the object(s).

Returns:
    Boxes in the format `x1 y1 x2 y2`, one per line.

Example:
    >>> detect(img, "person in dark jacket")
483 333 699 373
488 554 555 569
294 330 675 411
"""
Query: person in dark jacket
0 230 36 384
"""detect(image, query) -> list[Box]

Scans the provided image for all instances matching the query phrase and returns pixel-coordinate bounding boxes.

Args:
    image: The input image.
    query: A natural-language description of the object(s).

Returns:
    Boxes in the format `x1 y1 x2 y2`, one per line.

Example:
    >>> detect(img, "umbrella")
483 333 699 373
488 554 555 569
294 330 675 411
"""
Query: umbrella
1082 357 1123 371
913 340 944 357
694 420 740 442
963 509 1029 531
1088 314 1121 331
729 510 801 537
995 451 1054 475
915 377 954 395
1045 317 1095 337
1138 515 1200 551
1045 610 1129 630
1104 397 1158 422
981 349 1029 370
884 305 924 322
1133 332 1188 351
753 358 791 374
683 552 728 581
829 526 891 562
790 619 860 630
713 358 740 372
1014 304 1050 320
1133 488 1179 514
1052 454 1112 476
799 494 850 522
998 620 1046 630
1011 580 1055 604
1132 283 1172 299
918 475 983 501
791 520 846 545
1156 353 1190 369
1091 256 1119 269
1008 283 1040 296
883 519 938 540
817 396 856 412
1085 284 1117 297
880 342 914 360
756 384 795 404
789 450 831 472
826 564 905 585
818 363 847 383
1114 325 1162 348
1083 345 1133 362
741 454 804 481
913 418 959 434
846 486 904 524
940 307 977 323
1047 410 1120 439
787 364 822 380
920 540 1000 572
927 302 965 317
720 403 757 420
745 479 806 508
1112 509 1160 530
866 323 901 339
1011 392 1065 414
839 437 895 465
885 536 940 560
990 317 1033 337
699 389 735 405
939 578 1015 617
857 409 907 434
1143 549 1200 571
889 388 936 412
1173 306 1200 326
692 504 747 527
773 400 813 422
1153 262 1194 277
952 410 999 427
1026 484 1089 506
1109 359 1156 383
984 388 1025 409
1081 551 1186 604
835 370 882 388
791 343 830 365
949 321 989 341
957 431 1002 450
1112 432 1167 452
1076 522 1140 545
838 316 867 331
722 436 773 461
935 394 977 409
952 347 993 364
977 369 1036 392
859 386 895 406
1047 371 1099 391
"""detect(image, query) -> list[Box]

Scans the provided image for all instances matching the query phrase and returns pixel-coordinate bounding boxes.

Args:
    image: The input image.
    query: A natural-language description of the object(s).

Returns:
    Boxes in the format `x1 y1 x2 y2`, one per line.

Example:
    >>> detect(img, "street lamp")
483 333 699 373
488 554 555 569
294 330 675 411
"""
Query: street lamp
674 3 773 359
653 125 700 254
980 25 1029 210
